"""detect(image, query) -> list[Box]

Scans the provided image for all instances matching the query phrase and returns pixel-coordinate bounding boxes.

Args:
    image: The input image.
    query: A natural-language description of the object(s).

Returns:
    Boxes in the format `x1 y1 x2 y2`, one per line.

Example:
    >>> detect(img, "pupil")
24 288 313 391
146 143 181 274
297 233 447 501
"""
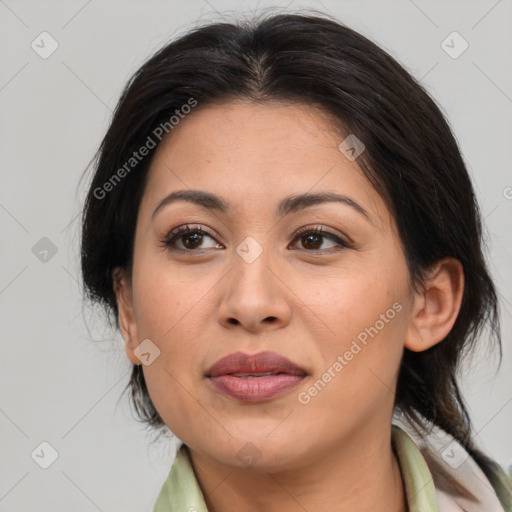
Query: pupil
303 234 321 249
184 232 202 249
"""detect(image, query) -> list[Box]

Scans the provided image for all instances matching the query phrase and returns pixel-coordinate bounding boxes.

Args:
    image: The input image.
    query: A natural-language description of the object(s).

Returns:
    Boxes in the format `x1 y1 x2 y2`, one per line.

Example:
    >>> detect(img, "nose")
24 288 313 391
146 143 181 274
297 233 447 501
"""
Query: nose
217 242 292 333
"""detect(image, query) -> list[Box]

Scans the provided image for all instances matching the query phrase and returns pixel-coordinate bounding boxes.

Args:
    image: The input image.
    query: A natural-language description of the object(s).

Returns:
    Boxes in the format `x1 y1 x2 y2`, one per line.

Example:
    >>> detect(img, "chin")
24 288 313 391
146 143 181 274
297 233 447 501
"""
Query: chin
221 431 311 472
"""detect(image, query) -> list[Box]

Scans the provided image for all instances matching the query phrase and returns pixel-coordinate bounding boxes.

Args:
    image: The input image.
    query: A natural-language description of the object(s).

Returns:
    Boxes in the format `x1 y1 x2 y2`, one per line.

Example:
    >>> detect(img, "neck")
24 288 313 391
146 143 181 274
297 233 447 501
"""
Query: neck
188 424 407 512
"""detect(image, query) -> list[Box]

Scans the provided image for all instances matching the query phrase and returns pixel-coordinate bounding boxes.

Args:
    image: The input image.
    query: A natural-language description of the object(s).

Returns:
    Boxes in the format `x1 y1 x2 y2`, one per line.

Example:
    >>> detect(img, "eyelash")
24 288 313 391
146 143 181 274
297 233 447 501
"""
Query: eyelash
160 224 352 253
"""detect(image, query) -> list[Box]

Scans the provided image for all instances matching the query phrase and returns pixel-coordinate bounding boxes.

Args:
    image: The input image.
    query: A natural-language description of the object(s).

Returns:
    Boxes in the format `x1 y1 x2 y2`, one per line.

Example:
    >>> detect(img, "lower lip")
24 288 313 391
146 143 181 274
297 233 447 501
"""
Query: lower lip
208 374 305 403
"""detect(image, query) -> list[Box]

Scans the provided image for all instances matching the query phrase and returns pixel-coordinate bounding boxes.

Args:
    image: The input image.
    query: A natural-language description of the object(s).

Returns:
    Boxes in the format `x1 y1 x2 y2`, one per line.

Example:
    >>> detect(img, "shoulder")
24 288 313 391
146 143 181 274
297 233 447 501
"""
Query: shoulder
392 424 512 512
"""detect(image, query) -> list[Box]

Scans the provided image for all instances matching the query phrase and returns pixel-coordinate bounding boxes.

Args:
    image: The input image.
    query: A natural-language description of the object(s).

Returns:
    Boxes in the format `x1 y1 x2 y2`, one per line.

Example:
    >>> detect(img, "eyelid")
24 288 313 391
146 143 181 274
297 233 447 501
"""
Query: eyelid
165 223 218 240
292 224 349 240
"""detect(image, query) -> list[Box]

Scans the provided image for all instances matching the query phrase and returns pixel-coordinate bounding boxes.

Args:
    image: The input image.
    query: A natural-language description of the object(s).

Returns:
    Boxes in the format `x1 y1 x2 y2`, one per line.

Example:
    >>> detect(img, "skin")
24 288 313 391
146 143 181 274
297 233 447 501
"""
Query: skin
114 99 464 512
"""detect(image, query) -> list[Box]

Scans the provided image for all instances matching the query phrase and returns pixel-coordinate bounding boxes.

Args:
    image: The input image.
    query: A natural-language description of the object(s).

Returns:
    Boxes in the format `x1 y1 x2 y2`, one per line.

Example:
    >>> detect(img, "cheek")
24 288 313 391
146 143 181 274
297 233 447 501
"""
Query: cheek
131 253 210 342
304 264 404 345
301 266 408 402
131 262 212 437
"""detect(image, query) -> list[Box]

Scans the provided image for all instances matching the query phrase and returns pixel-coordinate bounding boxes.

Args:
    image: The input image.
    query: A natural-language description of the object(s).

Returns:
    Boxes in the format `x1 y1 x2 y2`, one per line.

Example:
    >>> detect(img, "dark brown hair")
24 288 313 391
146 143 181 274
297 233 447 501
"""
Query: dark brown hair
80 11 510 506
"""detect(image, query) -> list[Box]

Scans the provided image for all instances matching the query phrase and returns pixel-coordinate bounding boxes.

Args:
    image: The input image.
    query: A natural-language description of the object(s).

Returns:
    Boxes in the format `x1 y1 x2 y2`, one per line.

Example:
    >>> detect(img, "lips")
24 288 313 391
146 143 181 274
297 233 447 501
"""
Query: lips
207 351 307 378
205 351 307 403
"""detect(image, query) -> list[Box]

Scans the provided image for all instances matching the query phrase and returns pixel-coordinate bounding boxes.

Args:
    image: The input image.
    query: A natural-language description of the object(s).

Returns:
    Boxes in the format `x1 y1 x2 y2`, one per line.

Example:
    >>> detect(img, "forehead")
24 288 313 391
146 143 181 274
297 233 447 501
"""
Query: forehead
152 99 344 166
140 99 389 229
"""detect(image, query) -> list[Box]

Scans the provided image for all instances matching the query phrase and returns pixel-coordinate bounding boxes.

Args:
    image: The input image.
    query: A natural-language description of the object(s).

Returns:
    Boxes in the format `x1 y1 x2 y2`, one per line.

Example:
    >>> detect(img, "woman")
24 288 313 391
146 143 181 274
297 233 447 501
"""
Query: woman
80 11 512 512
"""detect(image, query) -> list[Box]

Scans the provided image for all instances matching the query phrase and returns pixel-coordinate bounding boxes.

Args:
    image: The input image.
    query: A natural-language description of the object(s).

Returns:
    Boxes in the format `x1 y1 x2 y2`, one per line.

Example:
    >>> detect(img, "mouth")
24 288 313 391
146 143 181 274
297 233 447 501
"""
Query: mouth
229 372 285 378
205 351 307 403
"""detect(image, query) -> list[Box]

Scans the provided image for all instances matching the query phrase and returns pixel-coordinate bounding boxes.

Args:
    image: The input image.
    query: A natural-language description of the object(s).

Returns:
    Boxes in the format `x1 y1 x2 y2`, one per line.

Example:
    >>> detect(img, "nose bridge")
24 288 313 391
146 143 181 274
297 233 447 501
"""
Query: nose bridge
217 232 291 331
232 233 274 298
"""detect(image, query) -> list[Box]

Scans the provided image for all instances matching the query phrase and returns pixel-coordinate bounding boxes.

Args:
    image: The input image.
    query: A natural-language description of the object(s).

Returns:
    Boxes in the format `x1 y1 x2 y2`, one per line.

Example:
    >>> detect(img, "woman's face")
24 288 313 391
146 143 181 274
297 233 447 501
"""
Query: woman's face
118 99 416 470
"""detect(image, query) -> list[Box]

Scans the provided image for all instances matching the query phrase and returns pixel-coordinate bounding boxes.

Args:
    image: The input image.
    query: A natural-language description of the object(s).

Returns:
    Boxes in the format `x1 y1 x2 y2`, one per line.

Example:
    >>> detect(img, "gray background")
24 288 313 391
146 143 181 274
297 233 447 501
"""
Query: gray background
1 0 511 510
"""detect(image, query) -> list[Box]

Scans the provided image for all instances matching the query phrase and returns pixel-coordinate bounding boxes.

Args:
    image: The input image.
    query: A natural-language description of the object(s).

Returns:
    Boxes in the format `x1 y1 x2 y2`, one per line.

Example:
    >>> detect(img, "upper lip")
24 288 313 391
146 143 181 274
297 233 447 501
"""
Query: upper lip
206 351 307 378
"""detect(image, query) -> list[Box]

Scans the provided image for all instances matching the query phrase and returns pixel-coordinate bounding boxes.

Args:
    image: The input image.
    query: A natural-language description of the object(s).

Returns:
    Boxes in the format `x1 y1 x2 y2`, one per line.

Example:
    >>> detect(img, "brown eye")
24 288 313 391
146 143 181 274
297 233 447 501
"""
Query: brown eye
291 226 351 252
300 232 323 250
180 231 204 249
163 225 221 252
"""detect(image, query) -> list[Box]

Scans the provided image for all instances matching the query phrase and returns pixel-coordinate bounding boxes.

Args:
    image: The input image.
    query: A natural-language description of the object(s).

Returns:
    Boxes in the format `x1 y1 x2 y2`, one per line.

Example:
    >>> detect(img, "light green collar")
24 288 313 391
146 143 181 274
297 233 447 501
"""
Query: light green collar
391 425 439 511
153 442 209 512
153 425 439 512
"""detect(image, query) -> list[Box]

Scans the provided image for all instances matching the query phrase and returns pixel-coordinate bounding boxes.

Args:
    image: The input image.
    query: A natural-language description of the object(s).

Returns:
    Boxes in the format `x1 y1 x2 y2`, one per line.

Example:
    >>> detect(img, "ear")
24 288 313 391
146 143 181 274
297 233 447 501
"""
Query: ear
112 267 141 365
405 257 464 352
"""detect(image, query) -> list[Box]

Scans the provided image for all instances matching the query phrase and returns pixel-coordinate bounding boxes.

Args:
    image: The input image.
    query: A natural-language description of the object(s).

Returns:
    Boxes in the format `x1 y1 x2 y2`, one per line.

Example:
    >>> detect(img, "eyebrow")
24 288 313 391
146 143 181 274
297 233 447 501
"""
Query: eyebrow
151 189 372 223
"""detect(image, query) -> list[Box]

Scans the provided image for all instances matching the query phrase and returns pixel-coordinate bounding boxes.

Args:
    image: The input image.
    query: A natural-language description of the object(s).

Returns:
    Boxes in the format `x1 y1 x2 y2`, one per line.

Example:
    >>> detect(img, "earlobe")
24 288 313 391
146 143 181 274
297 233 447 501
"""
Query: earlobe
112 267 141 365
404 258 464 353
